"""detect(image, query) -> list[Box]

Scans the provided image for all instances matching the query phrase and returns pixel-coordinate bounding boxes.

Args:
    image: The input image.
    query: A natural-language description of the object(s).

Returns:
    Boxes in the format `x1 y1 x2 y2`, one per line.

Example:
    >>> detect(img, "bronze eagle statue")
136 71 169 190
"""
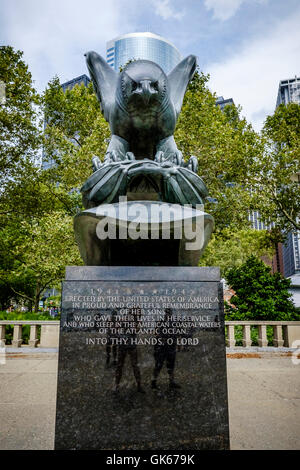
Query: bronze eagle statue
81 51 208 208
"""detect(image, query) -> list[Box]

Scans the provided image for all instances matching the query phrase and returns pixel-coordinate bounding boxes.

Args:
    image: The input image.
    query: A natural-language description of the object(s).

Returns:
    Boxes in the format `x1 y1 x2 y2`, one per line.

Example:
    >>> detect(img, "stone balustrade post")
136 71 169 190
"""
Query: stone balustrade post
273 325 284 347
40 324 60 348
283 325 300 347
12 324 22 347
0 324 6 345
242 324 252 347
226 325 236 348
258 324 268 347
29 325 39 347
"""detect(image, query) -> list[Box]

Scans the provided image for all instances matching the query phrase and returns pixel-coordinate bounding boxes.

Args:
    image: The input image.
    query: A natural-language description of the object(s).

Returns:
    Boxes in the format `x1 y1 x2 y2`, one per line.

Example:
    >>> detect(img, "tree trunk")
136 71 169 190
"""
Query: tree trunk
34 280 41 313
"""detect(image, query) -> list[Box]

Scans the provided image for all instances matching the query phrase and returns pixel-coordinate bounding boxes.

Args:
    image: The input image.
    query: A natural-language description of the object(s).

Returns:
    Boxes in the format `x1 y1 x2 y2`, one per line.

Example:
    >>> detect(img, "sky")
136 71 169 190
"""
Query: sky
1 0 300 131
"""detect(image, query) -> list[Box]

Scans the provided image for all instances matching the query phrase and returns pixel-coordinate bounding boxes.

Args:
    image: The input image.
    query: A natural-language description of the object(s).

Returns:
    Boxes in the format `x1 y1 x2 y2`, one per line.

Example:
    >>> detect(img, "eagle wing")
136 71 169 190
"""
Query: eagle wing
167 55 197 119
85 51 118 123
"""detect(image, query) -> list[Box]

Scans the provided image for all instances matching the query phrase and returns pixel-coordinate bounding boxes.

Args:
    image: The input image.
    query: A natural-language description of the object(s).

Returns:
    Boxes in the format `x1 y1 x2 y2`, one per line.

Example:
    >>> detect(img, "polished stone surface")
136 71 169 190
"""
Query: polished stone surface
55 267 229 450
65 266 220 281
74 201 214 266
2 354 299 450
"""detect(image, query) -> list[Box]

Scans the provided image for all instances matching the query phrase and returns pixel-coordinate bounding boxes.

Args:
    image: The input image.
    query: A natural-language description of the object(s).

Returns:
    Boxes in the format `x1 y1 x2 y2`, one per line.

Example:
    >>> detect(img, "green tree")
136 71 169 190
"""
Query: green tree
200 228 274 276
0 48 83 311
10 213 81 312
225 255 297 320
42 77 110 213
0 46 44 309
0 46 41 185
252 103 300 233
0 217 36 310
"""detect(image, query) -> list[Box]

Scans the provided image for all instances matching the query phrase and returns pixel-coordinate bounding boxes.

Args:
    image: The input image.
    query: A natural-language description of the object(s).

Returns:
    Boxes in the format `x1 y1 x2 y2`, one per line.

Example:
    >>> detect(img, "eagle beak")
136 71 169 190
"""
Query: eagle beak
140 80 153 105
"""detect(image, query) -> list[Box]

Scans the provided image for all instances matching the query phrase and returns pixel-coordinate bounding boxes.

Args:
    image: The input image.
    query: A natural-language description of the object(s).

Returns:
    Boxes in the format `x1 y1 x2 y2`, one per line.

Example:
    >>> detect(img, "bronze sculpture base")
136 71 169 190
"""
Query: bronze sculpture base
74 200 214 266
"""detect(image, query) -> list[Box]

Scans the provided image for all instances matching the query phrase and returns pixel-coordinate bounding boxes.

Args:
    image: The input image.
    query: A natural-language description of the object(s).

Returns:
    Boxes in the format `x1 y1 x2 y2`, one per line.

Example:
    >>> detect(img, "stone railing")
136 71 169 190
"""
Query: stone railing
226 321 300 348
0 321 60 348
0 320 300 349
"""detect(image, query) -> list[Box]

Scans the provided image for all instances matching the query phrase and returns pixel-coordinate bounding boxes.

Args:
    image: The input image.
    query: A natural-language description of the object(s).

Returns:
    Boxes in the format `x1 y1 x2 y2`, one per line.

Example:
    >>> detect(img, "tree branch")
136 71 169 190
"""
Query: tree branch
10 286 34 302
42 182 75 214
72 136 81 147
269 186 300 231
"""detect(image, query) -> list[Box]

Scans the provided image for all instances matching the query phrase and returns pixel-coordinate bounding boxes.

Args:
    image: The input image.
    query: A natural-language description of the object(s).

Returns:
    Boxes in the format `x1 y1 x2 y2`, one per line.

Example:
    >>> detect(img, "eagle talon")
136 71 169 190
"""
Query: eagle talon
125 152 136 161
154 150 183 167
92 155 102 172
82 157 208 208
154 151 164 163
186 156 198 173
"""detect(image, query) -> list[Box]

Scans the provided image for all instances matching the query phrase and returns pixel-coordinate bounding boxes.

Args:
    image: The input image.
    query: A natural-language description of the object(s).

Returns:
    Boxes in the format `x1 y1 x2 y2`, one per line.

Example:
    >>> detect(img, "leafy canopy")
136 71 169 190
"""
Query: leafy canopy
251 102 300 233
0 48 82 310
225 255 297 321
200 228 274 276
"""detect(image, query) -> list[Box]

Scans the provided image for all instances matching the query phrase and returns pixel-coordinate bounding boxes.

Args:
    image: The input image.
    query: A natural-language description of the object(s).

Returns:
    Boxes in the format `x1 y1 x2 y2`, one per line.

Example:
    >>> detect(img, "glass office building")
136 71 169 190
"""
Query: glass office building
61 74 90 93
276 76 300 107
282 231 300 278
216 96 234 111
106 32 181 74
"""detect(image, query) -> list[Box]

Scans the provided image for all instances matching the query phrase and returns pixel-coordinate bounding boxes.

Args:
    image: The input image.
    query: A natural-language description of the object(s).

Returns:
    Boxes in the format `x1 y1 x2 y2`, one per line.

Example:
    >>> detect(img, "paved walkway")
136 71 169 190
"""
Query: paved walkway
0 353 299 450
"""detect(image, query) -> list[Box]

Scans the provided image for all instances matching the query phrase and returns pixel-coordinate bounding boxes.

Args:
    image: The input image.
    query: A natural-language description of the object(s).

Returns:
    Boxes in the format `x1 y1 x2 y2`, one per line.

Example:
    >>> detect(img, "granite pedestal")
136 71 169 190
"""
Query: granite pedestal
55 266 229 450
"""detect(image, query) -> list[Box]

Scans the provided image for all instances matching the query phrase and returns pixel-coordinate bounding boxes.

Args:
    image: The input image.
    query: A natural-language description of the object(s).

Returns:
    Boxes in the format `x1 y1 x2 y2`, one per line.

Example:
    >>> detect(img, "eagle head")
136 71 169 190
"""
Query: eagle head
119 60 168 111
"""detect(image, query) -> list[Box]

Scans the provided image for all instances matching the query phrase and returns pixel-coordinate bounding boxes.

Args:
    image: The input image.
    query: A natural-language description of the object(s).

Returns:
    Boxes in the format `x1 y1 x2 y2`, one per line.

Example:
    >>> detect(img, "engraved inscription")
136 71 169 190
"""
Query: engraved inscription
62 281 221 346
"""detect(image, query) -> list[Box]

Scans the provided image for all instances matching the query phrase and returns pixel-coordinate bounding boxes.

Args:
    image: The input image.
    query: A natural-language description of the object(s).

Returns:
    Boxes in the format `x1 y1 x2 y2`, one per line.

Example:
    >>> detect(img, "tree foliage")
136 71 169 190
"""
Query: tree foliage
0 46 40 184
225 255 297 320
251 103 300 233
199 228 274 276
0 48 82 311
11 213 81 311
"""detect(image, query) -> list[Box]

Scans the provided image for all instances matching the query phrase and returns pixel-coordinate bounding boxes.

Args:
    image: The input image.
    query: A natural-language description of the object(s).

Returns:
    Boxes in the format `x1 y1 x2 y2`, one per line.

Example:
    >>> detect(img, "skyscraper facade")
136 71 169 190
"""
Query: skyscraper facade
276 76 300 107
106 32 181 74
61 74 90 93
283 231 300 278
216 96 234 111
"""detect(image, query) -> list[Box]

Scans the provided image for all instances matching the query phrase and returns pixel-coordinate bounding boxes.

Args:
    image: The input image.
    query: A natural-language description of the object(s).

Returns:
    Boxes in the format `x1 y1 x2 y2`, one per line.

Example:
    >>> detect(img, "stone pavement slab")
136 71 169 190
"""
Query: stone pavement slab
0 354 299 450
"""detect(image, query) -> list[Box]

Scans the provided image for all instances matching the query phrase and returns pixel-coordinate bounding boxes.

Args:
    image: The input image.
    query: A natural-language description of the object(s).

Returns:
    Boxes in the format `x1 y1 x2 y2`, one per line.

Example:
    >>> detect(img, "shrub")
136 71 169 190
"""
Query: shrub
0 311 59 344
225 255 299 321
